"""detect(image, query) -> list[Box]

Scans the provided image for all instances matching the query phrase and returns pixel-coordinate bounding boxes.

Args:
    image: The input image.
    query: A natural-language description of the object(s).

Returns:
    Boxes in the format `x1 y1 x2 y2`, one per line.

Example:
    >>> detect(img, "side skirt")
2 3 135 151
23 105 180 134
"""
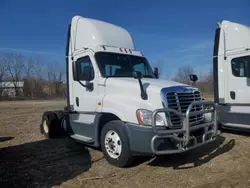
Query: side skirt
66 112 102 147
218 105 250 130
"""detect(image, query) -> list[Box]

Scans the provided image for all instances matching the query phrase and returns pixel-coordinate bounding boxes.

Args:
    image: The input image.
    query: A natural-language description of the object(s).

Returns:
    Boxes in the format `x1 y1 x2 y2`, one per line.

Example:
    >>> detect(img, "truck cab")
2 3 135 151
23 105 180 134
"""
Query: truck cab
213 20 250 131
41 16 218 167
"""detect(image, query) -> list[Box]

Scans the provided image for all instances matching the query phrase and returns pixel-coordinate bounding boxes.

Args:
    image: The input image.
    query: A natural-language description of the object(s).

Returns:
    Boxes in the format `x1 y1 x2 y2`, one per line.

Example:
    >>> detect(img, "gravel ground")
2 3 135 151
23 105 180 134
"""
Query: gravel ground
1 100 250 188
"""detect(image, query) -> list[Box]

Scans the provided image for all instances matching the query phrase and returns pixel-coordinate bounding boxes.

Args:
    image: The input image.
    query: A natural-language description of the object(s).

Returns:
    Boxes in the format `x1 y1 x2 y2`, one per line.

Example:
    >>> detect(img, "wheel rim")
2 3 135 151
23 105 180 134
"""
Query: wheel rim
43 119 49 134
104 130 122 159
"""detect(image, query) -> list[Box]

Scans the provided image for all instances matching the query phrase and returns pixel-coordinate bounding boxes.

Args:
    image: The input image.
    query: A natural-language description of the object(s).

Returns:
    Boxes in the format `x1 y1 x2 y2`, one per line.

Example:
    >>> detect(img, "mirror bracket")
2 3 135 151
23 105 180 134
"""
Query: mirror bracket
153 67 159 79
86 82 93 91
78 81 94 91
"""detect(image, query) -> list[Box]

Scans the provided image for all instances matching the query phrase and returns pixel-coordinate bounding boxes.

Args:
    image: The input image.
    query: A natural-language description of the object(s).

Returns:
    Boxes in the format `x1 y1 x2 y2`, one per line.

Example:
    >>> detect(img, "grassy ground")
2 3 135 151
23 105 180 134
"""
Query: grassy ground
1 100 250 188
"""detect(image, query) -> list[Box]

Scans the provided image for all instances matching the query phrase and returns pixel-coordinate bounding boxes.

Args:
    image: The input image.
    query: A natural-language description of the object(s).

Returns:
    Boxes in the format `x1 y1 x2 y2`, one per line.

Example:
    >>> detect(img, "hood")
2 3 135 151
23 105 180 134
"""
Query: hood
105 77 188 95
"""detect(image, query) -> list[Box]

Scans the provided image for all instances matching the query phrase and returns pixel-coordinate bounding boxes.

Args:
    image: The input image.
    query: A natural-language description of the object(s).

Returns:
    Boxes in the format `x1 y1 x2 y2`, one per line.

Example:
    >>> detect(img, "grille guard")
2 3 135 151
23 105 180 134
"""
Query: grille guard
151 101 218 155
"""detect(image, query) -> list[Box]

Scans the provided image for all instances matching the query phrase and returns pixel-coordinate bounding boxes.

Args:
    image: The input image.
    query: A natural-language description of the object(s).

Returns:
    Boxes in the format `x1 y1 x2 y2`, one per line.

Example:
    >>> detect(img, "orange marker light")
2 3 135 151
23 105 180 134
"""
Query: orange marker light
136 111 144 124
98 102 102 106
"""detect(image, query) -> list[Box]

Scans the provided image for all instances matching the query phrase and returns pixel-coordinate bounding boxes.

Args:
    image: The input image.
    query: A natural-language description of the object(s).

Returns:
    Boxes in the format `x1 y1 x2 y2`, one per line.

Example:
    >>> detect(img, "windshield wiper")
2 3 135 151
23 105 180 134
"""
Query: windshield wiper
133 72 148 100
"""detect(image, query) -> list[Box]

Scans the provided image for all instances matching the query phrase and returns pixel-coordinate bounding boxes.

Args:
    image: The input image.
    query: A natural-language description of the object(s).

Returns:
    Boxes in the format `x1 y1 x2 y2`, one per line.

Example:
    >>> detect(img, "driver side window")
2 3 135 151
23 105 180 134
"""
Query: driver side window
231 55 250 77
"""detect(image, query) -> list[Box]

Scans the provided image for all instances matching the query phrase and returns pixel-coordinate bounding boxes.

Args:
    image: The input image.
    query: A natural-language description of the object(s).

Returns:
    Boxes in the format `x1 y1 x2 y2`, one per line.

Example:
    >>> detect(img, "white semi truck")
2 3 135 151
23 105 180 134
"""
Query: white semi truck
40 16 218 167
213 20 250 131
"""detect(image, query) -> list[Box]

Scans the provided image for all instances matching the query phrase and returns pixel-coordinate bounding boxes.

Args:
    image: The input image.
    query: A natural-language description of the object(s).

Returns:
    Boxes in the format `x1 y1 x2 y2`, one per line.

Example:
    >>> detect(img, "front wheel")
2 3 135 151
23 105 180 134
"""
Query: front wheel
101 120 134 167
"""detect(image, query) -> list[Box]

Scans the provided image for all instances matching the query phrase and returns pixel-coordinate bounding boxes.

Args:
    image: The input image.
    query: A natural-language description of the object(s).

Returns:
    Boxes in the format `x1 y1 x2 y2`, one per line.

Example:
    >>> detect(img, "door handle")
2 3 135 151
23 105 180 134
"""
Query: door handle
230 91 235 100
76 97 79 107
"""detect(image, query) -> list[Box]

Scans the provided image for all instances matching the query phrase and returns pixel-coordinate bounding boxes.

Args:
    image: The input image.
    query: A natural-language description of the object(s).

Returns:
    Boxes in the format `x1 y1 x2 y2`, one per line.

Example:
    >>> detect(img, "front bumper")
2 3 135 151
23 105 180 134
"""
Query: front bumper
126 101 218 155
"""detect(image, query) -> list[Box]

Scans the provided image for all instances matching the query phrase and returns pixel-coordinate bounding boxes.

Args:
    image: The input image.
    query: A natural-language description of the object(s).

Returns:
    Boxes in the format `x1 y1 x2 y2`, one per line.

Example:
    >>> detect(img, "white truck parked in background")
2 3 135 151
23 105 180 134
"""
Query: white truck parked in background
40 16 218 167
214 21 250 131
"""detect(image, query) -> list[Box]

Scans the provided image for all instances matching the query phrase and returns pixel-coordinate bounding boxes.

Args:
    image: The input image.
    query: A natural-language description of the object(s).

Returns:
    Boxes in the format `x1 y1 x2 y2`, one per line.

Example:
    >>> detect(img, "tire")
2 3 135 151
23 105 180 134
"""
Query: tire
100 120 134 167
218 122 224 133
54 110 66 122
40 111 63 138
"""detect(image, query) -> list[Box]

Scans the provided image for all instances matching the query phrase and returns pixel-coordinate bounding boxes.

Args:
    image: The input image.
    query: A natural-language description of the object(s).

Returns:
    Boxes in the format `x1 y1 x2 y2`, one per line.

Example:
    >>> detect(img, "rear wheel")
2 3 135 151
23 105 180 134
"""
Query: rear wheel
101 120 134 167
40 111 64 138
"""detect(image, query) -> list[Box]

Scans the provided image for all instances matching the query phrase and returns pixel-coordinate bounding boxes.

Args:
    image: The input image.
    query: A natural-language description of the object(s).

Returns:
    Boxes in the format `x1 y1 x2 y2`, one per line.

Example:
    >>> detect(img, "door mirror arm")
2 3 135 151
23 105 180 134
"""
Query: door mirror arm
78 81 94 91
153 67 159 79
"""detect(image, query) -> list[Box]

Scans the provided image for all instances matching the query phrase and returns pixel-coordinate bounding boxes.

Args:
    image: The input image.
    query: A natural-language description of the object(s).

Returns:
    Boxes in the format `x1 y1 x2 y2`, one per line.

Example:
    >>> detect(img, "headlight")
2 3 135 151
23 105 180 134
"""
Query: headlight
136 109 165 126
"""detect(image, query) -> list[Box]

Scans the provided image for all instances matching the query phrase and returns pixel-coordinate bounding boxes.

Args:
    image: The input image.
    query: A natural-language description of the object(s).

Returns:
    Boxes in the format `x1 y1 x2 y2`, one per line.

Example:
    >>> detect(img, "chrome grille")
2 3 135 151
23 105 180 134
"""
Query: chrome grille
166 91 204 127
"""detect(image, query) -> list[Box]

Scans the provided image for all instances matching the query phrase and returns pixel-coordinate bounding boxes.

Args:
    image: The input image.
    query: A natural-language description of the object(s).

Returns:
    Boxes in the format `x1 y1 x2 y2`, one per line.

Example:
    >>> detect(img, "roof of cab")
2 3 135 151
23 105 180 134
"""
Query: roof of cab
220 20 250 53
70 16 135 52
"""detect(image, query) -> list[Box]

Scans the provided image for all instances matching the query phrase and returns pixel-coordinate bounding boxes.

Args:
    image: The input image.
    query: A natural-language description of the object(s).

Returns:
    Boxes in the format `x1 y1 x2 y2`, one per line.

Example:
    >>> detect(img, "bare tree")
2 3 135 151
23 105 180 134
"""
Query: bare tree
0 56 6 81
24 57 34 78
0 54 7 96
33 56 46 96
203 70 213 93
3 52 25 97
172 65 194 84
23 57 35 98
23 56 46 98
47 62 64 96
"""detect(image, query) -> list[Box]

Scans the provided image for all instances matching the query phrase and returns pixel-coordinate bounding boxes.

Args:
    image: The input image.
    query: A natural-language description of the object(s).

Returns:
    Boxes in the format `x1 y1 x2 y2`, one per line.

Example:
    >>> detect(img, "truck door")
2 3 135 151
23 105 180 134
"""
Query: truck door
72 51 99 113
214 20 250 127
68 51 100 141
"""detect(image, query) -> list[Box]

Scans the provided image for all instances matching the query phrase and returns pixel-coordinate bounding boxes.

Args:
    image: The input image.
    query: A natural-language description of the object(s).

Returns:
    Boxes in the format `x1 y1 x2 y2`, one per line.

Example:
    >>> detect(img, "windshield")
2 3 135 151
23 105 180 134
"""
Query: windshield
95 52 155 78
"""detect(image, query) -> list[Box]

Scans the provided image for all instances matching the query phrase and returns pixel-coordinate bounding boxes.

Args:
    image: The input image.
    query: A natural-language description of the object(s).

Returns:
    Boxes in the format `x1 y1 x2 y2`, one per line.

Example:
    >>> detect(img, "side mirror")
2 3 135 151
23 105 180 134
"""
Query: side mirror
133 71 142 79
189 74 198 86
244 61 250 79
73 61 94 91
153 67 159 79
189 74 198 82
73 61 79 81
